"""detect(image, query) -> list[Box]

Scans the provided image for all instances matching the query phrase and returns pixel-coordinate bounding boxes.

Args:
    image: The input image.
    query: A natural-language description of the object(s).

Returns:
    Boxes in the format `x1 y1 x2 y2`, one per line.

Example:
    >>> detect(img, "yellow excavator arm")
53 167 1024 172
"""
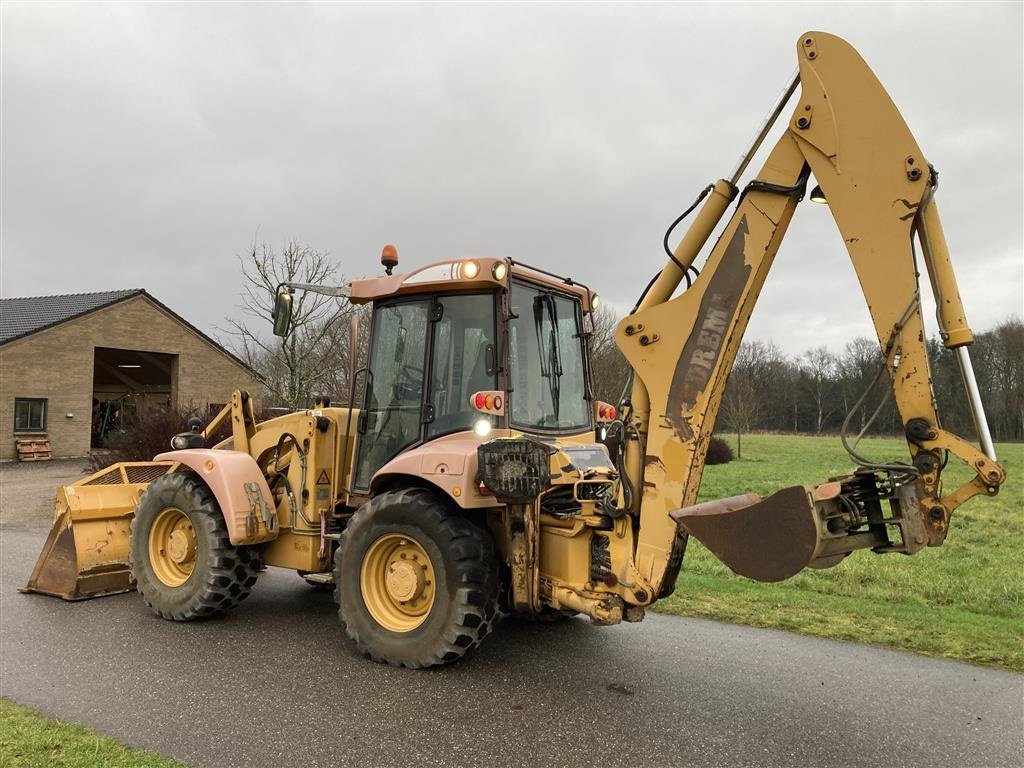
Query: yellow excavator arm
616 31 1006 593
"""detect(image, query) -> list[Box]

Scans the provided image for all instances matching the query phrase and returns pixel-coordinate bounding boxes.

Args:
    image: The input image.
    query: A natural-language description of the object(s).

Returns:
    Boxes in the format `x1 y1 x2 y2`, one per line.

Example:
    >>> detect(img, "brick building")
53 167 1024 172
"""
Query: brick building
0 290 261 461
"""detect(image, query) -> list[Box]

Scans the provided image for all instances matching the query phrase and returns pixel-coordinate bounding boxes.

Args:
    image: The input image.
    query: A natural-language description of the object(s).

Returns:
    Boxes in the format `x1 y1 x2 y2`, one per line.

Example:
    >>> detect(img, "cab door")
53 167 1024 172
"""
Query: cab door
352 300 430 491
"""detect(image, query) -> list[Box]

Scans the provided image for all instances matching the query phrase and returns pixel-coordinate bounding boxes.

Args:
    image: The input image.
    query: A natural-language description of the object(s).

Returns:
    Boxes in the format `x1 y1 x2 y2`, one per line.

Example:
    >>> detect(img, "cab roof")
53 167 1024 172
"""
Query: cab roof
348 257 596 311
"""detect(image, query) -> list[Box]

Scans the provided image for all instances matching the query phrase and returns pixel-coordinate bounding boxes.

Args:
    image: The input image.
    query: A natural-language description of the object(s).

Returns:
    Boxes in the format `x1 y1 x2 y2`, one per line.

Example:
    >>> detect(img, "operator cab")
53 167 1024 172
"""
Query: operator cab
345 255 598 492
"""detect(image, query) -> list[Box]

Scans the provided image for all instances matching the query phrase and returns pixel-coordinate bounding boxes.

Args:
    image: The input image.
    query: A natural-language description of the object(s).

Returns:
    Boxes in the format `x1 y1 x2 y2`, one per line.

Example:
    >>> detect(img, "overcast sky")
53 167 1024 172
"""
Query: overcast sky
3 2 1021 357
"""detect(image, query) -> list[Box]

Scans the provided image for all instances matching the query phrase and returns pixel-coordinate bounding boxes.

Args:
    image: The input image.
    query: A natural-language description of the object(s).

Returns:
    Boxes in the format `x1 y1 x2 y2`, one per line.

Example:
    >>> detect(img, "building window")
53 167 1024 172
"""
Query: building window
14 398 47 432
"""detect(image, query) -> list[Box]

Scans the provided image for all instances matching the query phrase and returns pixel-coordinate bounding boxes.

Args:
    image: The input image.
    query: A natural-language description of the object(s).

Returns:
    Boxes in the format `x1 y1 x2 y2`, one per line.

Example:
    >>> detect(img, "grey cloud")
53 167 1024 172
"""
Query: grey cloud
2 2 1021 356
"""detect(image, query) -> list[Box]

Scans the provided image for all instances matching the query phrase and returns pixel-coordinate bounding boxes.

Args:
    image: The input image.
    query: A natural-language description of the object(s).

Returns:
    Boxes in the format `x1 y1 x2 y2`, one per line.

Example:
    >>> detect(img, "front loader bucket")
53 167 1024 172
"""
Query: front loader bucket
21 462 173 600
671 487 820 583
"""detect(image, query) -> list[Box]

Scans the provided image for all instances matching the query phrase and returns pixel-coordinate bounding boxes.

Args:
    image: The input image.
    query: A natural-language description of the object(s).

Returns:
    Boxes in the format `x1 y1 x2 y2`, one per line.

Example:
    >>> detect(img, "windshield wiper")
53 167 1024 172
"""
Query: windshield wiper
533 293 562 421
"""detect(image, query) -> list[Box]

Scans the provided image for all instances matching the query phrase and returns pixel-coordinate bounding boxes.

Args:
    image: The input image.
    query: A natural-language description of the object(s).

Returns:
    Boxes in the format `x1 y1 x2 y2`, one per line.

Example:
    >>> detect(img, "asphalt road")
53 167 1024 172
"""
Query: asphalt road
2 524 1022 768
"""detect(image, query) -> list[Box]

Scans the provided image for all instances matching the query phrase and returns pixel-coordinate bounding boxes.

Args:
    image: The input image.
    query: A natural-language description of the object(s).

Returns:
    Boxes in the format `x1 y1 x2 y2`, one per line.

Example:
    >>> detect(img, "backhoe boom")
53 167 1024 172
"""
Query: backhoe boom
616 31 1006 593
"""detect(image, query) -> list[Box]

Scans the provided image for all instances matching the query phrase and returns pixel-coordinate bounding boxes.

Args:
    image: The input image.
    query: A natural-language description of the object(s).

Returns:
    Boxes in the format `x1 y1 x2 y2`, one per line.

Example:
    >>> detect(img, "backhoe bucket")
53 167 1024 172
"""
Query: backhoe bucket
22 462 173 600
671 487 822 583
671 474 922 582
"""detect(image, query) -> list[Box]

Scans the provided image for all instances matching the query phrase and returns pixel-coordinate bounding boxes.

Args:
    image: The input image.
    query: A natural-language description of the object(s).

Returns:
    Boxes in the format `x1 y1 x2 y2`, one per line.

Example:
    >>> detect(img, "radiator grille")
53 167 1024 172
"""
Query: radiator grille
84 463 172 486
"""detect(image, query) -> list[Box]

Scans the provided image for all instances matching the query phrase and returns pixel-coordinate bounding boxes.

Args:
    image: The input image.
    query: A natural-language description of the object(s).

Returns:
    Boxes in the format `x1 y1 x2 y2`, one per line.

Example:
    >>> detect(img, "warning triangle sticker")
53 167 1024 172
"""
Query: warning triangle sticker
316 470 330 485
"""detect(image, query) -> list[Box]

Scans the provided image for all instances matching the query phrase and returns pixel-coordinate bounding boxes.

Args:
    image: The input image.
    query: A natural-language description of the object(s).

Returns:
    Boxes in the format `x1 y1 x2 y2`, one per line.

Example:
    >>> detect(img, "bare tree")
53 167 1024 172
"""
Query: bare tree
221 241 355 409
800 346 839 434
318 303 373 406
931 316 1024 442
587 304 631 406
988 317 1024 441
720 340 787 457
720 359 758 459
836 337 891 434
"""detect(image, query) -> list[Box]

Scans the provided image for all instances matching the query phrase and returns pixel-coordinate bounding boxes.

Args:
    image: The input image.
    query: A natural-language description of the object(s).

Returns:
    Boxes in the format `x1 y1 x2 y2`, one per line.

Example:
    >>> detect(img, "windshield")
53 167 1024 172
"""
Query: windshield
508 281 589 431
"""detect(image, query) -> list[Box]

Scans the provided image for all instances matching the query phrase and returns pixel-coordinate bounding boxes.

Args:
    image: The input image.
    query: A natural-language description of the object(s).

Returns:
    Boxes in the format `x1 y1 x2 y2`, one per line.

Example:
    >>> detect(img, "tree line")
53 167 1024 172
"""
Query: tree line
589 306 1023 451
224 242 1022 448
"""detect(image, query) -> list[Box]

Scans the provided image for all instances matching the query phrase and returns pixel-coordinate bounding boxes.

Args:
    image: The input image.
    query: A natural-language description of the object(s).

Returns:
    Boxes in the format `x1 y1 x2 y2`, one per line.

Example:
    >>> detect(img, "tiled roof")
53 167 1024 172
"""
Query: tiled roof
0 290 144 345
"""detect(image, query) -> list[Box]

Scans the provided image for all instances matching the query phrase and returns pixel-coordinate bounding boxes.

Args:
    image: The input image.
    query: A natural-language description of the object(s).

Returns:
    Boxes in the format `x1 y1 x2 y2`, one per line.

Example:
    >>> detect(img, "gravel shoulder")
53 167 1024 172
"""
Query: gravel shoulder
0 458 92 530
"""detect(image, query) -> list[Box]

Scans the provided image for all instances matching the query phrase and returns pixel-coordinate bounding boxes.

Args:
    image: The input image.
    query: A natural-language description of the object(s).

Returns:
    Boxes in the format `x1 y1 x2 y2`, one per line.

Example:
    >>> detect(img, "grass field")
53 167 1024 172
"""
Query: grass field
0 699 188 768
656 433 1024 671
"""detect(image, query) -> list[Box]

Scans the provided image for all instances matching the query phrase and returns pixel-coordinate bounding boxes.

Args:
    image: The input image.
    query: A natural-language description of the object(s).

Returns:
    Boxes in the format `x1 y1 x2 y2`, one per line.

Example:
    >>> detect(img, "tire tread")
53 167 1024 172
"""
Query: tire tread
335 487 497 668
130 472 260 621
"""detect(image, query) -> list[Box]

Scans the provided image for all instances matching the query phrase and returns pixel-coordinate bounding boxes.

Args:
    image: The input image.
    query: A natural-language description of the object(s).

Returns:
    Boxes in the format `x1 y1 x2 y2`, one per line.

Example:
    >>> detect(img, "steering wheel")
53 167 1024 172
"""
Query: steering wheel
393 364 424 400
399 365 425 388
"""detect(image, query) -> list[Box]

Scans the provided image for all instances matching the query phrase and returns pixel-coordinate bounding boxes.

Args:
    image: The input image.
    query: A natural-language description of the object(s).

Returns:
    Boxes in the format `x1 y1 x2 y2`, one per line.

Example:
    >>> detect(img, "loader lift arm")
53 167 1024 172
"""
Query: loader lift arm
616 32 1006 594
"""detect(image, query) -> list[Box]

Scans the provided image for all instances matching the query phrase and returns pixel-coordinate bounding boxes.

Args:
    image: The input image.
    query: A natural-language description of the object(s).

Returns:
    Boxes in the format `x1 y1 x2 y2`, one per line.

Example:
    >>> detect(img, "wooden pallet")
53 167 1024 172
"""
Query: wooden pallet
16 436 52 462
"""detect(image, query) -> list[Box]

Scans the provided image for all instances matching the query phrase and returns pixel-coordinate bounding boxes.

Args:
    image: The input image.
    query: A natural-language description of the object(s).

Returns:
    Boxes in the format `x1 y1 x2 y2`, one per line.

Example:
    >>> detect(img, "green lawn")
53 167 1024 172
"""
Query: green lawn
0 699 189 768
656 433 1024 671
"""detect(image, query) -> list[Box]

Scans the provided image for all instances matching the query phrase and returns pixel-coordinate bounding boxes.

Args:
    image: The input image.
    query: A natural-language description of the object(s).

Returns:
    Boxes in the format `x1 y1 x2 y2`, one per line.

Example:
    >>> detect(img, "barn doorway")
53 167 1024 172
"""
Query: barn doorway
92 347 177 446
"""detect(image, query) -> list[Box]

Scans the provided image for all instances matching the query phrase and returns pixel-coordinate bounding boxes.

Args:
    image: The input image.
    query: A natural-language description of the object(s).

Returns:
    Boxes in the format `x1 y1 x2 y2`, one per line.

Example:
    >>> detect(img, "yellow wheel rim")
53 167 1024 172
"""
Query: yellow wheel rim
360 533 436 632
149 507 197 587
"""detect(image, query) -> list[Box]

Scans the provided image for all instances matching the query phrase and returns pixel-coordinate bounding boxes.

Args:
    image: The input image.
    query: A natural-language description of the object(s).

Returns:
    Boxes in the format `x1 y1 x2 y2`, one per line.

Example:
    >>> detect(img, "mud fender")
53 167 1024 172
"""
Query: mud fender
371 432 499 509
154 449 278 546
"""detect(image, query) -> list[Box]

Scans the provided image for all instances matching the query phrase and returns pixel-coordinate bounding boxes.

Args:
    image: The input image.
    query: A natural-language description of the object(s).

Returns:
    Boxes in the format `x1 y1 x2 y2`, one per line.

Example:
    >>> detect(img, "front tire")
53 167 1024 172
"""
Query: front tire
130 472 260 621
335 488 498 668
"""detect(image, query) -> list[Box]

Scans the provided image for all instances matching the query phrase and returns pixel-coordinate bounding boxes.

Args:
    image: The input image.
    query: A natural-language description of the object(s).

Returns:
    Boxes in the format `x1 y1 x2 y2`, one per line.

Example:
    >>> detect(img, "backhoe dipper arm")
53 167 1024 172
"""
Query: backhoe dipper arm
616 32 1006 595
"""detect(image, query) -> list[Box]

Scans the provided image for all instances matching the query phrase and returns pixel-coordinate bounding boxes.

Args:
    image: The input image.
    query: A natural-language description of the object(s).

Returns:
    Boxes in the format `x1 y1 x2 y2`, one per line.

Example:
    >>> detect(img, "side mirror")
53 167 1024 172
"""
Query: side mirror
272 289 294 337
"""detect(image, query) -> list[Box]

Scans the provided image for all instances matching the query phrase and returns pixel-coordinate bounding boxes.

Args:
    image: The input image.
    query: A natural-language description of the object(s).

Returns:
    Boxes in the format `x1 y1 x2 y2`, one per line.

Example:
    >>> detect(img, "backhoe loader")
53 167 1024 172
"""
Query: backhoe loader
24 31 1006 668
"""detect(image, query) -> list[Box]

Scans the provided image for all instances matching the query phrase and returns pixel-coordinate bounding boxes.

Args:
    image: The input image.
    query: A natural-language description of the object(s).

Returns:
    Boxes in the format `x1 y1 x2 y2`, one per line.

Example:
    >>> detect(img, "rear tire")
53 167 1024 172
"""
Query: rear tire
130 472 260 621
335 488 498 668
